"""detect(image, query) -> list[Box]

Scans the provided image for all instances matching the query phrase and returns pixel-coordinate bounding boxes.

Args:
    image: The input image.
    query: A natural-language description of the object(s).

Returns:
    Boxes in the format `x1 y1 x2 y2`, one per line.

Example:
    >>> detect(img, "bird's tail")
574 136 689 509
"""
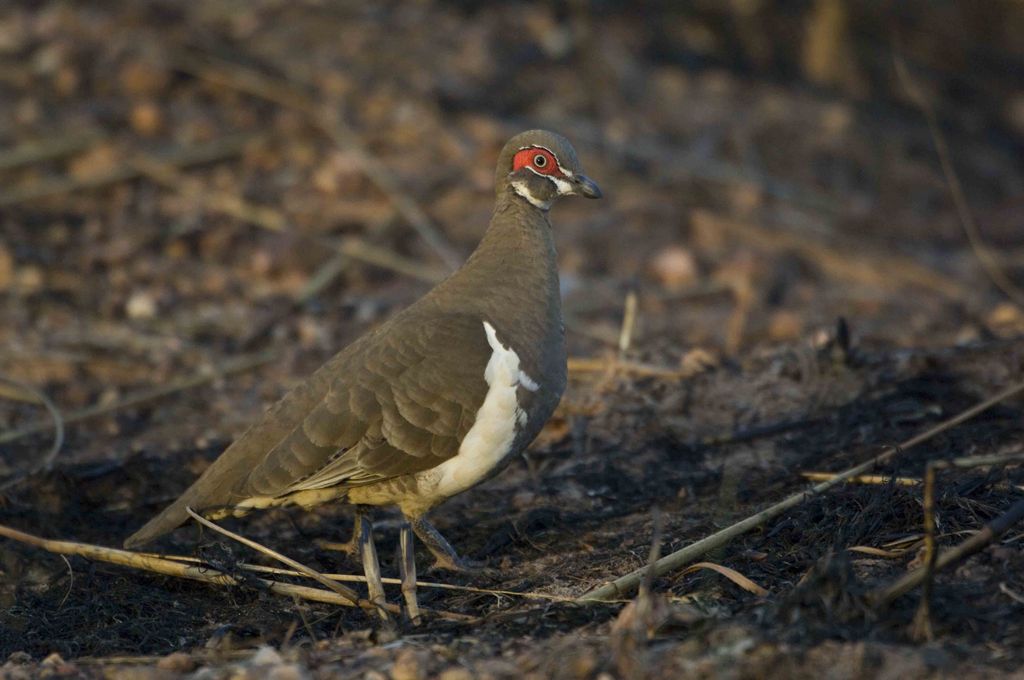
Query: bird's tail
123 495 196 549
124 483 352 549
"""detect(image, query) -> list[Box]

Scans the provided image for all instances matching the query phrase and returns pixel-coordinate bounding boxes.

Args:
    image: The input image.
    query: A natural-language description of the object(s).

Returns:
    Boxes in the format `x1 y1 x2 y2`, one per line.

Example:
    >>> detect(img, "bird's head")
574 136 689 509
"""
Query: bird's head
496 130 602 211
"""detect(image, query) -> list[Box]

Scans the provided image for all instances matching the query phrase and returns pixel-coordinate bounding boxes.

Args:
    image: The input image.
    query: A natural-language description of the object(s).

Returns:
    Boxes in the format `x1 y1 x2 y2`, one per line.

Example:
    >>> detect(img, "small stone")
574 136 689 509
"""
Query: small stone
267 663 308 680
821 102 853 135
6 652 32 665
297 316 328 350
157 652 195 672
37 652 79 677
126 291 158 320
68 144 120 180
390 649 425 680
1 664 33 680
55 64 78 95
568 650 599 679
40 653 65 666
679 347 718 376
767 310 802 341
438 669 473 680
130 101 163 136
250 646 283 666
250 250 273 276
15 265 44 294
512 489 537 509
0 242 13 290
649 245 698 291
119 60 170 97
15 96 40 125
988 302 1024 330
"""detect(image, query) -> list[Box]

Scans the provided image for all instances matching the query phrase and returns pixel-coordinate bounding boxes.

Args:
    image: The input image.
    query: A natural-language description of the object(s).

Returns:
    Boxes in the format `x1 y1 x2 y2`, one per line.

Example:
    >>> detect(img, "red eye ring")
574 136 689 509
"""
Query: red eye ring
512 147 562 176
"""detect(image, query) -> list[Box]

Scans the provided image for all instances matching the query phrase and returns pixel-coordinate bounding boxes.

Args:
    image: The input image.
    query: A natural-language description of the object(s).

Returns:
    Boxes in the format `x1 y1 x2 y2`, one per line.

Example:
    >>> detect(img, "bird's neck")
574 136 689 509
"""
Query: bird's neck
473 189 557 273
437 187 561 334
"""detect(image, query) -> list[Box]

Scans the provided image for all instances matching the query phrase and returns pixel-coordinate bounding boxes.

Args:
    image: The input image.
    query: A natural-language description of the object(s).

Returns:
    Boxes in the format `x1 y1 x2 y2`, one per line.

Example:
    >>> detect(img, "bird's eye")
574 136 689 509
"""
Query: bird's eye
534 153 548 168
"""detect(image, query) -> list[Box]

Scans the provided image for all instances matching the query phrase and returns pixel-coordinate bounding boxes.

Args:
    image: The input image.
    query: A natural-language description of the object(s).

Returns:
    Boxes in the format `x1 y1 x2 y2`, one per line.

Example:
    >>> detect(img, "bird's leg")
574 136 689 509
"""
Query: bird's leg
315 514 362 557
408 515 483 572
357 511 389 621
398 523 421 624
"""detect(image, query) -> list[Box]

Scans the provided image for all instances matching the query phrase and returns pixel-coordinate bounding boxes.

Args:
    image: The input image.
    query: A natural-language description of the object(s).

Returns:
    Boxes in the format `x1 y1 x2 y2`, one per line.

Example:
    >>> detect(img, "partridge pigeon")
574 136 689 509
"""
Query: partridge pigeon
125 129 602 618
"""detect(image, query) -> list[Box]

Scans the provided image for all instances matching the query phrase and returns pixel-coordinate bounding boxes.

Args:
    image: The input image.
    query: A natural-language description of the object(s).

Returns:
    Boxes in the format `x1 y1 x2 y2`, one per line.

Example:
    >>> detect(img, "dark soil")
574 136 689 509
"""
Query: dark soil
2 2 1024 678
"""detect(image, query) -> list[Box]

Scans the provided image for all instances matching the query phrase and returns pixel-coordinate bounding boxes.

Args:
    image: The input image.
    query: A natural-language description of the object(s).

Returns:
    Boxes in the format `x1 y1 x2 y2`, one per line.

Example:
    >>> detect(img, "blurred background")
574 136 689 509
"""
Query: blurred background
1 2 1023 419
2 0 1024 671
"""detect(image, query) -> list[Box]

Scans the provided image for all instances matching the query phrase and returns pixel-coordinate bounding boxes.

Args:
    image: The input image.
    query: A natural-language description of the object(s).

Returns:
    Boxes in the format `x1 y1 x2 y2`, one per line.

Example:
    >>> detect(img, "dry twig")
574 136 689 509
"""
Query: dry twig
893 41 1024 309
871 497 1024 609
0 522 476 621
132 552 611 605
0 133 259 208
240 254 351 349
800 471 922 487
0 523 359 607
582 379 1024 602
119 152 446 345
132 150 446 287
334 237 447 284
568 126 840 215
0 376 64 490
0 350 276 447
678 562 768 596
617 289 639 356
911 452 1024 639
183 507 374 615
0 129 105 172
173 52 462 270
847 545 912 559
130 155 288 232
691 210 964 300
567 358 689 380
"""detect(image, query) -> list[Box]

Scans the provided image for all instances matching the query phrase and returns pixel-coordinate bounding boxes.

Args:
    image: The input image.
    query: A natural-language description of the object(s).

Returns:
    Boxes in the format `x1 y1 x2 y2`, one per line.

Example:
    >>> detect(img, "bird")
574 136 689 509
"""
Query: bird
124 129 602 620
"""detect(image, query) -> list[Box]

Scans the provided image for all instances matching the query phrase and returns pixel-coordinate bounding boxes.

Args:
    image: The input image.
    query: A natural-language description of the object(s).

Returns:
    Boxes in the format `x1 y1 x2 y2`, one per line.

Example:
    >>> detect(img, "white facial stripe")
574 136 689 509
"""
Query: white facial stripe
550 176 573 195
522 165 574 197
511 178 551 210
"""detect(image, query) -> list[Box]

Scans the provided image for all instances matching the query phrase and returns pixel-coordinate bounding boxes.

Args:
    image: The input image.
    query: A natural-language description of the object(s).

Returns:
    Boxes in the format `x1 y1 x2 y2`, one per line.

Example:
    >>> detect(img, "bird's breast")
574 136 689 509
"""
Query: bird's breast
426 321 537 495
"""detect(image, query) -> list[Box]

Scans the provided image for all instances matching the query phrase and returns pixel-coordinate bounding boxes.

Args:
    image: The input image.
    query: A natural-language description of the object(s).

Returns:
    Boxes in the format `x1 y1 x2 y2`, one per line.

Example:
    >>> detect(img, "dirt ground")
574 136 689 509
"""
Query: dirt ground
2 2 1024 678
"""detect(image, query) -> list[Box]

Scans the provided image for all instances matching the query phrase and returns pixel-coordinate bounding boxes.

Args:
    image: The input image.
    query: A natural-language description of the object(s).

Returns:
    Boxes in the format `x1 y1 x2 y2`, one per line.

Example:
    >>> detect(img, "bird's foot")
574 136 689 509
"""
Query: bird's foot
317 511 368 558
315 537 361 557
429 553 496 577
408 515 498 577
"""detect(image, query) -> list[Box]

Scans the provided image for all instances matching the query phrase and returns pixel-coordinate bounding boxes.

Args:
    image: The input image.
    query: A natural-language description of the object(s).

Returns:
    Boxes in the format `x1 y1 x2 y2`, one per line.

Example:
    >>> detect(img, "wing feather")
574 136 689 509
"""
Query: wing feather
124 311 492 548
249 311 491 494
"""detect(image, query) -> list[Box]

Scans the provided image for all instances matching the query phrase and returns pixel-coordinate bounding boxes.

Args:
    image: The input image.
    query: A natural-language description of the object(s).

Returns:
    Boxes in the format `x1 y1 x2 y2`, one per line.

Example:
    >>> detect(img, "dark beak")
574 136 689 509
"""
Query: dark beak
574 174 602 199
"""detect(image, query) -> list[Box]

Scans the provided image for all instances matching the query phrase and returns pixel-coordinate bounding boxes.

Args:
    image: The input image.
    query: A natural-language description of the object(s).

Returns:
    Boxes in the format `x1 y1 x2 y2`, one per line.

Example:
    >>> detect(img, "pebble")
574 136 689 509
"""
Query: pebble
390 648 426 680
438 668 473 680
649 245 699 291
156 652 196 672
0 242 13 291
126 290 158 319
250 646 284 666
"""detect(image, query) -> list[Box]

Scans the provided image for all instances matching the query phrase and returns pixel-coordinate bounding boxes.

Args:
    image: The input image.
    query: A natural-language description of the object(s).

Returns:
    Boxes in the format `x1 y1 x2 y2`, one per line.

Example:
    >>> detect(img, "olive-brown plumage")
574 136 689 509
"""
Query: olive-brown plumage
124 131 600 592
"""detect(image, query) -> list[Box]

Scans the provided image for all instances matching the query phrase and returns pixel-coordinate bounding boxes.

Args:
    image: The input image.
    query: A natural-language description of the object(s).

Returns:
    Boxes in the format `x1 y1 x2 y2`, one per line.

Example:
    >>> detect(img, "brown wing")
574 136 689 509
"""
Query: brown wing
124 311 491 548
241 312 491 494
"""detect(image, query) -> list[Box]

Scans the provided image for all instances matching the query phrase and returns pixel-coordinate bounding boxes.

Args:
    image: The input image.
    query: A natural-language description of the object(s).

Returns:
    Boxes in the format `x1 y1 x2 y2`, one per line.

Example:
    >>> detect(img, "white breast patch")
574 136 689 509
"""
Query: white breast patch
430 321 537 498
